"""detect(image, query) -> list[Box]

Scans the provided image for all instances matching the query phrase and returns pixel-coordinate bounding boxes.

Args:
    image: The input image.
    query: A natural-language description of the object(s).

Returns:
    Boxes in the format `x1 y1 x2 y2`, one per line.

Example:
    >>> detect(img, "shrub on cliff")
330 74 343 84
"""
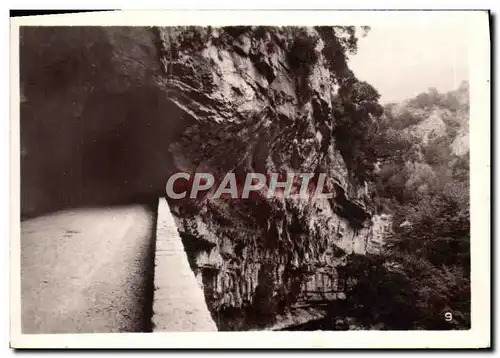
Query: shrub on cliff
286 29 320 103
315 26 367 79
287 31 320 72
332 78 384 183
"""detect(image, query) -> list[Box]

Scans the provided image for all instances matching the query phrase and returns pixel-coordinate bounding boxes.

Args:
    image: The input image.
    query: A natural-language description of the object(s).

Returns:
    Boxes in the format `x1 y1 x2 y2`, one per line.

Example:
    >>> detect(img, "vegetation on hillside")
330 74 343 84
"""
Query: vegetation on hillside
269 27 470 330
342 83 470 330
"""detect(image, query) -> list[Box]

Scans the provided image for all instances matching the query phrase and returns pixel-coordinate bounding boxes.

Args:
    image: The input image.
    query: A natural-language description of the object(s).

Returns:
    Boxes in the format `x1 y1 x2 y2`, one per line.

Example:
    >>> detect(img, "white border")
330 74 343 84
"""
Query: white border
9 10 491 349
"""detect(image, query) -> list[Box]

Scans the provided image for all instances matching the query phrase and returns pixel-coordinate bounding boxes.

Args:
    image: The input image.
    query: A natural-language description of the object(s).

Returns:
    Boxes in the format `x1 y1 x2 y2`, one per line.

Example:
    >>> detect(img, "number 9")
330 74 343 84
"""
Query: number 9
444 312 453 321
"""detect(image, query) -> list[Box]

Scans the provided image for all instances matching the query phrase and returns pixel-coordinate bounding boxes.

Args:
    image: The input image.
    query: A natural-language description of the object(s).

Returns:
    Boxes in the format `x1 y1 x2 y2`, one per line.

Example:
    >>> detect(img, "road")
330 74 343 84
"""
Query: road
20 205 155 333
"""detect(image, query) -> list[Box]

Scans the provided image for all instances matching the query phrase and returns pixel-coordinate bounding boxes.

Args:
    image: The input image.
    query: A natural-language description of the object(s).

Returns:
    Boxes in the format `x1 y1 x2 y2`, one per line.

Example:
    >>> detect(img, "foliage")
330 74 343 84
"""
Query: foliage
345 83 471 330
407 87 440 109
315 26 356 79
286 29 321 103
387 108 424 130
332 78 384 183
287 30 320 72
171 26 208 56
343 253 470 330
422 136 453 166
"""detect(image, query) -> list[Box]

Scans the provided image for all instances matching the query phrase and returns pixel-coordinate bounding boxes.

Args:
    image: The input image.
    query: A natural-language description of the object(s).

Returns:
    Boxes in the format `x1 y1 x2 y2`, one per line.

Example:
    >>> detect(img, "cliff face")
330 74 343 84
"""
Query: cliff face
20 26 384 330
154 27 382 329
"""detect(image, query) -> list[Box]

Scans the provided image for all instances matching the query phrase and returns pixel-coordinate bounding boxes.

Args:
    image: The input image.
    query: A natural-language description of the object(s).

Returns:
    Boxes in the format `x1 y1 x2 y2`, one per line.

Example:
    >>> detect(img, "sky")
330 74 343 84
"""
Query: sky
348 24 469 104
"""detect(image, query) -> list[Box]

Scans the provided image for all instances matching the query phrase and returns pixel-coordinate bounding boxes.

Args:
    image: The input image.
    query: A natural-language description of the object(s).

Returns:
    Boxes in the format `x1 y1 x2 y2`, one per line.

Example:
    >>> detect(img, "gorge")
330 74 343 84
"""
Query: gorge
20 25 406 331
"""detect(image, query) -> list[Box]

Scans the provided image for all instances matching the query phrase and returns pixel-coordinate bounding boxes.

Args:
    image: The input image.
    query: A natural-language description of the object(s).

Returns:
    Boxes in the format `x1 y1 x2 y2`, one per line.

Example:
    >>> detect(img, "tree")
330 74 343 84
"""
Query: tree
360 82 471 330
332 78 384 183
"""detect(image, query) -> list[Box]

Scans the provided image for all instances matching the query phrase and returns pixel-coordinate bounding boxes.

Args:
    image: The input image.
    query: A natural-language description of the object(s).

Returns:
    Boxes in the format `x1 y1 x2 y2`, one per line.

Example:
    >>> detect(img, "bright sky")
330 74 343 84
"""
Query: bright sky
348 24 469 104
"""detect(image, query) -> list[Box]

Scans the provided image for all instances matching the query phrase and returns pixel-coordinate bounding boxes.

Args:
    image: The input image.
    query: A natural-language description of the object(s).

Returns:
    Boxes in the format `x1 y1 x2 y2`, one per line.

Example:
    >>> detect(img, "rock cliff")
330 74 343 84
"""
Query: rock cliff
153 26 384 330
20 26 385 330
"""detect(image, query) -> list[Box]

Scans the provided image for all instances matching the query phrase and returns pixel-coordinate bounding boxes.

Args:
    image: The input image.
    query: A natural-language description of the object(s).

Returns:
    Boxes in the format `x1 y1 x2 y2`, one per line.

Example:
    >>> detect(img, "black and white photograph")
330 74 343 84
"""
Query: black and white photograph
9 10 490 349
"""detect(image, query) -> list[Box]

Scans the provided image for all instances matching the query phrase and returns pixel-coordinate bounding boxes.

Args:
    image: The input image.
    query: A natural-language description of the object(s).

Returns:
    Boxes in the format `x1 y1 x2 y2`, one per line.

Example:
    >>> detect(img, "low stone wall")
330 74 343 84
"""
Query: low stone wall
151 198 217 331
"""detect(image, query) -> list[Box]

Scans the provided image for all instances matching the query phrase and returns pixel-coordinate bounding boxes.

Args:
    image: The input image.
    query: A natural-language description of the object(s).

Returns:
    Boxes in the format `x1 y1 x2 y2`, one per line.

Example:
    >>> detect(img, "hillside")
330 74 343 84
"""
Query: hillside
352 82 471 330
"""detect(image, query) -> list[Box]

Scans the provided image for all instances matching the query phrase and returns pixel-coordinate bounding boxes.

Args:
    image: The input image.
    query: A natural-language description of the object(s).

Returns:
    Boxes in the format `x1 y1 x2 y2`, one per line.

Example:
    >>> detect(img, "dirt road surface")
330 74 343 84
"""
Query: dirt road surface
20 205 155 333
